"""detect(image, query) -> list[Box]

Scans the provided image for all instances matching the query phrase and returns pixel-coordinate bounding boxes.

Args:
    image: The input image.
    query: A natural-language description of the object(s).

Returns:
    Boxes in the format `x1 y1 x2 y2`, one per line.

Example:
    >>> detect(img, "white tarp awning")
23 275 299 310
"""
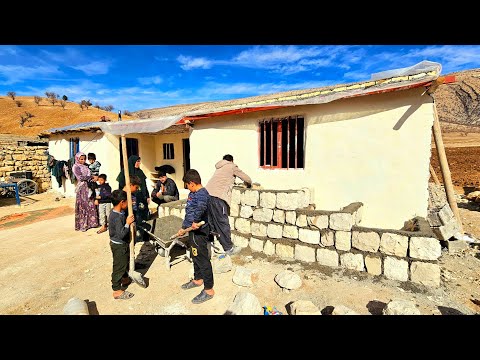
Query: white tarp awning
99 115 182 136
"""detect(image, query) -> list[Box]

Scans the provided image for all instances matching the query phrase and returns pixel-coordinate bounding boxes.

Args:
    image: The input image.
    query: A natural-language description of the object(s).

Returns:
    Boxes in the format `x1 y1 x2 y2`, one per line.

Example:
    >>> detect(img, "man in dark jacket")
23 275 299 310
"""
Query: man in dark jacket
151 171 179 206
205 154 252 256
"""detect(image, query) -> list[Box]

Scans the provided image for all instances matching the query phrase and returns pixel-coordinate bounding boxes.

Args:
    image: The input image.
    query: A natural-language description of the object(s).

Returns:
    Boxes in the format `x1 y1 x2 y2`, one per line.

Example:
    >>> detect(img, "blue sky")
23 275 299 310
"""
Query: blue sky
1 45 479 113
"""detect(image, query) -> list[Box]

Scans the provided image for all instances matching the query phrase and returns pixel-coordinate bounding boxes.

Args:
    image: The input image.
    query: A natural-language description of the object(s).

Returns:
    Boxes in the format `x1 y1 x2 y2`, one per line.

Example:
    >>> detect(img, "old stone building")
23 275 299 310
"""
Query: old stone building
0 134 51 193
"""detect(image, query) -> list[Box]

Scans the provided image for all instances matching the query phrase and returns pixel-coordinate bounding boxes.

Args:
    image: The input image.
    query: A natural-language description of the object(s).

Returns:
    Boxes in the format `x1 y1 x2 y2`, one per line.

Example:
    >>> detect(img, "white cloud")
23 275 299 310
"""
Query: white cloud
0 65 61 85
0 46 19 56
232 45 323 66
40 47 84 63
177 55 213 70
71 61 111 75
138 76 163 85
176 45 358 76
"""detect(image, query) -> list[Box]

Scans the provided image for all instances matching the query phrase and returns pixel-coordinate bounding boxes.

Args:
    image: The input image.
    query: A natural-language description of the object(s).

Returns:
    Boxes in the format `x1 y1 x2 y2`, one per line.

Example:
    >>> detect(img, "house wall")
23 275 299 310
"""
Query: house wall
49 131 190 200
153 132 191 199
48 132 120 197
189 88 434 229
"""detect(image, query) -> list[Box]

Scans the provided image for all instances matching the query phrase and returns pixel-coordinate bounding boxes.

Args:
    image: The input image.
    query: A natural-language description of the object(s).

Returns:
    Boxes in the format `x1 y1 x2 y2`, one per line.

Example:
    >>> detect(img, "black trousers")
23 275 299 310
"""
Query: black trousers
110 242 130 291
188 226 214 290
208 196 233 251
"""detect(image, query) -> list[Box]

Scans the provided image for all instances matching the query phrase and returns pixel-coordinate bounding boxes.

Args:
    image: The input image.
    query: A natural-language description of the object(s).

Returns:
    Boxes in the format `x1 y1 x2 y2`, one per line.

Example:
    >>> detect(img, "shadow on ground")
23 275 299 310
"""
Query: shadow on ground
437 306 465 315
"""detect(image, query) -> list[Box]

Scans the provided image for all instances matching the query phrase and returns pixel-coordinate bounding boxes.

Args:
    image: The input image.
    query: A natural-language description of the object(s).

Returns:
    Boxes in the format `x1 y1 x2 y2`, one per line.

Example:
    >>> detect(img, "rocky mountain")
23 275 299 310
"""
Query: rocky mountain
434 68 480 132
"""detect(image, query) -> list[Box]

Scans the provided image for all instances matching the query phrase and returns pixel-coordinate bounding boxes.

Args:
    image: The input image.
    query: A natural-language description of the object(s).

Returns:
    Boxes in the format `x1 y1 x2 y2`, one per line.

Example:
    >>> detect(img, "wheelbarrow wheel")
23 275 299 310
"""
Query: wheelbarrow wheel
17 179 38 196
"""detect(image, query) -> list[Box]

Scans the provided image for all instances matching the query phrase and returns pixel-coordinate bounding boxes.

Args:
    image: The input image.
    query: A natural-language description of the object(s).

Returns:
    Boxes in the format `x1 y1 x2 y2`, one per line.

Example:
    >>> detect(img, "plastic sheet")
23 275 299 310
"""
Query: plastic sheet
48 61 442 136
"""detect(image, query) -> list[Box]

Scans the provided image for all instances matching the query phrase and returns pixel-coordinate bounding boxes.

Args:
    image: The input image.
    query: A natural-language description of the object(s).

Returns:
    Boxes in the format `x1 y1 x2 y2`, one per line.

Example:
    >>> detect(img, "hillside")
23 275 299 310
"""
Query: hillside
434 68 480 132
0 96 135 138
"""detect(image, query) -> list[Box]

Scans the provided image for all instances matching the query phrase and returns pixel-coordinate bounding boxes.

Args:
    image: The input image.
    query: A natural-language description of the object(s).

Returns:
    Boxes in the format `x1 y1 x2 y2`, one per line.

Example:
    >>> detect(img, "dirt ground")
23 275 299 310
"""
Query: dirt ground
1 191 480 316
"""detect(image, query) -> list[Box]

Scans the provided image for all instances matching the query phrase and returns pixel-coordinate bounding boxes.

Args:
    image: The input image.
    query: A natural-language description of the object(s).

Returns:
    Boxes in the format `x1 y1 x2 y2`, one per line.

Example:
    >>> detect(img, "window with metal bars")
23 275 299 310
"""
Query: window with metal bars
259 115 305 169
163 143 175 160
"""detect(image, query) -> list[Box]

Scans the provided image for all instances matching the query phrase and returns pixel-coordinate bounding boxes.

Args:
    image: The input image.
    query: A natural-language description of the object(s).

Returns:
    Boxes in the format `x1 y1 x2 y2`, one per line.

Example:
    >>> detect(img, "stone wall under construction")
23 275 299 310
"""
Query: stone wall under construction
157 186 442 288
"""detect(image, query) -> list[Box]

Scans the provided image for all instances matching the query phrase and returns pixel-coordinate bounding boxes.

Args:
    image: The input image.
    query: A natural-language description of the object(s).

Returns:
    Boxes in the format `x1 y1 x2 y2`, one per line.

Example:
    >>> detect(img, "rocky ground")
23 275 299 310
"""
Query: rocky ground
0 190 479 316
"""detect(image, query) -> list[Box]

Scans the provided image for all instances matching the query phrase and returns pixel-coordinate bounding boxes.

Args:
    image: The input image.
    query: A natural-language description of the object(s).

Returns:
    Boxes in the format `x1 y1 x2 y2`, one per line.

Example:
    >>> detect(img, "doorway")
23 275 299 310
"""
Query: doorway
119 138 139 169
182 138 190 177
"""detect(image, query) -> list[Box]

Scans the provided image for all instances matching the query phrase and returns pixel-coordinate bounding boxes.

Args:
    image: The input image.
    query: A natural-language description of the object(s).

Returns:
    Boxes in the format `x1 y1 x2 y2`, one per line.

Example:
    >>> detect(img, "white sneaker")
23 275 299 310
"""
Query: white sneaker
225 246 241 256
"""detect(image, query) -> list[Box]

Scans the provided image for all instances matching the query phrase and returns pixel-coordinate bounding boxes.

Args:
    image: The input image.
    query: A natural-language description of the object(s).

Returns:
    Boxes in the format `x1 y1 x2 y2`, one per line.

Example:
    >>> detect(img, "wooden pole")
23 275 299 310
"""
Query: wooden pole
118 110 137 273
431 103 464 234
429 164 441 186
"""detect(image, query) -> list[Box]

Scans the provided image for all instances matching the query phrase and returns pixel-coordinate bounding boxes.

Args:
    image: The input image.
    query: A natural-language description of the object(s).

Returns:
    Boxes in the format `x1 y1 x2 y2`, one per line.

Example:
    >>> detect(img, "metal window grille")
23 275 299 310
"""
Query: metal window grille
258 115 305 169
163 143 175 160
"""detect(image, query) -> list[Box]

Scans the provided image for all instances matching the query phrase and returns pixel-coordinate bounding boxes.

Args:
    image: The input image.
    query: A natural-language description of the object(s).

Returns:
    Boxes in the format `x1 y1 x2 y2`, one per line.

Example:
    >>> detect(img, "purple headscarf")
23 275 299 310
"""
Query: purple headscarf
73 151 91 179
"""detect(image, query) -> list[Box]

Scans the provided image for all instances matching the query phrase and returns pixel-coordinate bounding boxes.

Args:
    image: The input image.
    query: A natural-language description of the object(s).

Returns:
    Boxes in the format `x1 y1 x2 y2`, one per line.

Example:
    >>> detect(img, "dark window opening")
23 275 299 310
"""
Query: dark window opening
119 138 139 169
163 143 174 160
259 115 304 169
69 137 80 159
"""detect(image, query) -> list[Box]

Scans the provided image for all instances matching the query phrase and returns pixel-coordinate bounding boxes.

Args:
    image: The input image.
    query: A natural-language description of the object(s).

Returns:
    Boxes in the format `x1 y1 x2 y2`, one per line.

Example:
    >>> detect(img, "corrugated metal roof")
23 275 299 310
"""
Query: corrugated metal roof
43 60 441 136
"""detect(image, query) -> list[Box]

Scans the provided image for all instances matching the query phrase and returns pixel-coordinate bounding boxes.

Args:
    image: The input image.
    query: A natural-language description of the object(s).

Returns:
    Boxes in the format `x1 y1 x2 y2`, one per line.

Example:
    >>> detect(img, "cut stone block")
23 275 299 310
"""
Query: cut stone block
320 230 335 247
263 240 275 256
241 189 259 207
294 244 316 263
383 256 408 282
339 253 364 272
276 243 294 259
235 218 251 234
267 223 283 239
251 222 267 237
410 262 441 287
298 228 320 245
409 237 442 261
364 255 382 276
335 231 351 251
352 231 380 253
317 248 339 267
380 233 408 257
276 192 300 210
273 209 285 223
330 212 354 231
259 192 276 209
252 208 273 222
240 206 254 218
283 225 299 239
249 237 265 252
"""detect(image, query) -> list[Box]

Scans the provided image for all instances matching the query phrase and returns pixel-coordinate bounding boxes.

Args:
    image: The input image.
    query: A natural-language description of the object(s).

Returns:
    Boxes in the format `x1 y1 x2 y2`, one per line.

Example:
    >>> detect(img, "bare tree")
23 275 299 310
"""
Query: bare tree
7 91 16 100
45 92 59 105
81 99 91 110
104 105 114 112
19 111 34 127
79 101 84 111
94 103 101 109
15 100 22 107
123 110 132 116
34 96 42 106
60 100 66 109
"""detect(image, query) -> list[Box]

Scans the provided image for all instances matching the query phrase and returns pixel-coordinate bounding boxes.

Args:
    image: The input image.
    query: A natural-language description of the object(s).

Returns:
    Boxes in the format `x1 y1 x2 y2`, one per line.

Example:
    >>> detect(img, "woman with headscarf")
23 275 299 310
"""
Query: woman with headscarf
72 151 99 231
116 155 151 242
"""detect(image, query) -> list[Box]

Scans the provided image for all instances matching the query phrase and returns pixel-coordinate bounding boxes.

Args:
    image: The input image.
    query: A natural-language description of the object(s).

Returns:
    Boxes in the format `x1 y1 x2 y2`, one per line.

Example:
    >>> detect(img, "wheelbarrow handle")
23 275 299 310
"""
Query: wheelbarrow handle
170 221 206 239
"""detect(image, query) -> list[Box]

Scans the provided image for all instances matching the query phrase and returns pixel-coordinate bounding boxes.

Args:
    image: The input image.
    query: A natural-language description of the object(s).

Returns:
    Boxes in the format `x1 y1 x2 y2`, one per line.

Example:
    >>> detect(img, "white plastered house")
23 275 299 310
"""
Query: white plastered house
42 61 449 229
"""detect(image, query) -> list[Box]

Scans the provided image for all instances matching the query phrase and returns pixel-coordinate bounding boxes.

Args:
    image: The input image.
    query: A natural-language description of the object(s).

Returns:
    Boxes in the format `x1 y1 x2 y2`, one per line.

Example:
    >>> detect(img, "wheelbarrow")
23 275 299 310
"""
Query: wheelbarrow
139 215 205 270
